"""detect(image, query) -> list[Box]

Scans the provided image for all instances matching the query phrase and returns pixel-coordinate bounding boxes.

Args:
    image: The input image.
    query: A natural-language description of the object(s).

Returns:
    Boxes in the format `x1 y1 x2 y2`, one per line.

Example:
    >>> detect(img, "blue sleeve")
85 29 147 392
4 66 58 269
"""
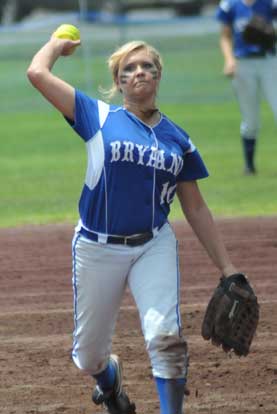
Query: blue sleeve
65 89 101 142
164 120 209 182
216 0 233 25
177 149 209 182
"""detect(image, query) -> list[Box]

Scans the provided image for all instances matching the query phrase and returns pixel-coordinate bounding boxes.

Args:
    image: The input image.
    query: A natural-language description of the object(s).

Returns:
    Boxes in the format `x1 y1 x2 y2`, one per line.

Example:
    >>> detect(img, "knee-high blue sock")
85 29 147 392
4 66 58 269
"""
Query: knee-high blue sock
155 377 186 414
242 136 256 172
93 361 116 391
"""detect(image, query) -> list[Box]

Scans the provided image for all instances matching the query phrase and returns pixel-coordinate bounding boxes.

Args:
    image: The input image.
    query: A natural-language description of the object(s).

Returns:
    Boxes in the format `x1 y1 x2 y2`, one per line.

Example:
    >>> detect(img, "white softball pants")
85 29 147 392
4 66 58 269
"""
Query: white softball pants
71 222 188 379
232 55 277 138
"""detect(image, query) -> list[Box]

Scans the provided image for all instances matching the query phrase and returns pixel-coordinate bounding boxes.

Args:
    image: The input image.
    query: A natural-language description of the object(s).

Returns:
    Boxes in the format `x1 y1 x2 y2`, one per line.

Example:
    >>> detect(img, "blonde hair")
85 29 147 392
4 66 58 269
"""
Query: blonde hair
103 40 163 101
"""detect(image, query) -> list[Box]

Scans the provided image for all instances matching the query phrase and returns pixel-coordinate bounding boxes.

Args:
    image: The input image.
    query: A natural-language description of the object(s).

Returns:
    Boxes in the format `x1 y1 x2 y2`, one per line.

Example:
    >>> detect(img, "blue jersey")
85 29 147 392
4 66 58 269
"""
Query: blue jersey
66 90 208 236
217 0 277 57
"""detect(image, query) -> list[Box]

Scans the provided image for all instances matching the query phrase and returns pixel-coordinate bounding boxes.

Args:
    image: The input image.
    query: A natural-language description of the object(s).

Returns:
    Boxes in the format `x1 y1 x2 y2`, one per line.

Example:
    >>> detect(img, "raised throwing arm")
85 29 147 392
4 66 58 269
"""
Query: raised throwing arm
27 35 80 121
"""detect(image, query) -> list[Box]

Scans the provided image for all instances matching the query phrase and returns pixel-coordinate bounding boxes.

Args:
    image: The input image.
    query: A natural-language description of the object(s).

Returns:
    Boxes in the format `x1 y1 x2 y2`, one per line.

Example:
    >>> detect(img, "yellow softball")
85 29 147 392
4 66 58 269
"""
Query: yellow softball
53 24 80 54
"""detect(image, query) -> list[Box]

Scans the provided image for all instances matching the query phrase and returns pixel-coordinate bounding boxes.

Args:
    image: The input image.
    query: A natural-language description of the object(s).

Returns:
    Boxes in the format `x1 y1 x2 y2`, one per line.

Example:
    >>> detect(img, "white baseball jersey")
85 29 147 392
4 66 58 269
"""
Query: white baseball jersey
66 90 209 237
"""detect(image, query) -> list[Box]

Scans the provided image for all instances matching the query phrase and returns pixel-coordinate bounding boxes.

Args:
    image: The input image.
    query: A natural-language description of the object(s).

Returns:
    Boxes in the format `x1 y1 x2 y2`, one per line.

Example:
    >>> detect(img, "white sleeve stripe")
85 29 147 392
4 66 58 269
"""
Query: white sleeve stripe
98 100 110 128
186 138 196 153
219 0 231 12
85 130 105 190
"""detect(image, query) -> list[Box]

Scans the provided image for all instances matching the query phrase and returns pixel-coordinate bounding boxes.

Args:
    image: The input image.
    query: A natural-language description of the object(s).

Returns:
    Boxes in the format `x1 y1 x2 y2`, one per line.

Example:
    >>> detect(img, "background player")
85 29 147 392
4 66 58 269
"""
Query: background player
27 34 239 414
217 0 277 175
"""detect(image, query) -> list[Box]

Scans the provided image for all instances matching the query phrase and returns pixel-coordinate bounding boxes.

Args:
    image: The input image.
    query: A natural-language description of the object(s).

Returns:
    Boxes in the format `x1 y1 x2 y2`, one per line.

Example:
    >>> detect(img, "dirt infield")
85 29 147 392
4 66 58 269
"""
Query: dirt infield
1 217 277 414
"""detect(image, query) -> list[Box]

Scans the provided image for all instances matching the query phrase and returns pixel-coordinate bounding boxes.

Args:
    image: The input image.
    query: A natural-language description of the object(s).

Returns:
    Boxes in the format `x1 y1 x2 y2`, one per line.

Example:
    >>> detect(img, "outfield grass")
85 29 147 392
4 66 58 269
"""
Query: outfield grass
165 102 277 219
1 101 276 228
1 32 276 228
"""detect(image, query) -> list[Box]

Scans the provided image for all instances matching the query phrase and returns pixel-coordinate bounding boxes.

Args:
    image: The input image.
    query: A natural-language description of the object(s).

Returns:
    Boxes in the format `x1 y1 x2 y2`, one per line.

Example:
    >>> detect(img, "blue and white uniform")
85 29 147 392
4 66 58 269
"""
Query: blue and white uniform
217 0 277 58
68 90 208 380
70 90 208 237
217 0 277 172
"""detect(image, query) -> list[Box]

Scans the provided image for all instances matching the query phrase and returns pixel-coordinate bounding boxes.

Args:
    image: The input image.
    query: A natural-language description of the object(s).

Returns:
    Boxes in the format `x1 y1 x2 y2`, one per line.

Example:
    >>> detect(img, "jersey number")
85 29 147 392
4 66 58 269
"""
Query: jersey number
160 181 177 205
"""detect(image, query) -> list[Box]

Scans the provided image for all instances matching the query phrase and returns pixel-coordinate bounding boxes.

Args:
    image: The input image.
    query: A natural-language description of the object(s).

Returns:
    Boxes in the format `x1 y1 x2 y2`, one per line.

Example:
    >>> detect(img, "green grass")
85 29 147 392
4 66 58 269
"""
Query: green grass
1 111 85 227
1 32 276 228
1 102 276 228
163 102 277 219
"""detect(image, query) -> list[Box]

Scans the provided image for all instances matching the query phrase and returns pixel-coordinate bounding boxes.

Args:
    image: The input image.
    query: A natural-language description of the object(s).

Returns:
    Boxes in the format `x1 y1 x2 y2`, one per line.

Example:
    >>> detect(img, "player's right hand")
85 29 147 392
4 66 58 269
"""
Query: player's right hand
50 36 81 56
223 58 236 77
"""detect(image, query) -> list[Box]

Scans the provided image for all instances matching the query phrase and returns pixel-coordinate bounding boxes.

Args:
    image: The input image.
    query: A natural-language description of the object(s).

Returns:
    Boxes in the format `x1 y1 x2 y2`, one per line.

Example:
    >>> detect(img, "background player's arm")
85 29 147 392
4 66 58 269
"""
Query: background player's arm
219 24 236 77
27 37 80 121
176 180 237 276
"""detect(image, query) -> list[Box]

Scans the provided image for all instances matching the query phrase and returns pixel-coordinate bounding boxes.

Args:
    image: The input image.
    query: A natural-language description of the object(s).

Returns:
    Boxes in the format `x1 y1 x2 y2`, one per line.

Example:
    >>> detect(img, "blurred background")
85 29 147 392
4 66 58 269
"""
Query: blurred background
0 0 229 113
1 0 276 227
0 0 218 23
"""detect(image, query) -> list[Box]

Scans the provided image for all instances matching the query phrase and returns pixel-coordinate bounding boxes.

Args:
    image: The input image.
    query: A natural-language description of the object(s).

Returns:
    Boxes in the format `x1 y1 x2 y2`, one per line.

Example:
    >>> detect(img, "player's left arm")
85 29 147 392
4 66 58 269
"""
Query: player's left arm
176 180 237 276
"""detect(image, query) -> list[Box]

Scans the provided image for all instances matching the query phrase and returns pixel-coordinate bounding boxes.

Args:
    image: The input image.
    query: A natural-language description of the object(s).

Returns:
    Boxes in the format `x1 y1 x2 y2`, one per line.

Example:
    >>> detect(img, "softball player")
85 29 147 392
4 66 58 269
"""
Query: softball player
27 37 238 414
217 0 277 175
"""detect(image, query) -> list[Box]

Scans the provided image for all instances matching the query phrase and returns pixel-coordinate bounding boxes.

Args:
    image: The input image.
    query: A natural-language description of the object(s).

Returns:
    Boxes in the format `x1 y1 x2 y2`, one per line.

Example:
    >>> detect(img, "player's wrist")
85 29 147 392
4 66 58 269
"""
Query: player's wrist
221 264 238 277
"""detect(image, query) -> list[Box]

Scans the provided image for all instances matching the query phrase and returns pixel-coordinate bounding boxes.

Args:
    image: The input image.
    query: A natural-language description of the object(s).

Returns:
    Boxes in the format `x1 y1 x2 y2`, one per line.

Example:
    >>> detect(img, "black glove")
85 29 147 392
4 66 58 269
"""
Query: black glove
201 273 259 356
243 15 276 51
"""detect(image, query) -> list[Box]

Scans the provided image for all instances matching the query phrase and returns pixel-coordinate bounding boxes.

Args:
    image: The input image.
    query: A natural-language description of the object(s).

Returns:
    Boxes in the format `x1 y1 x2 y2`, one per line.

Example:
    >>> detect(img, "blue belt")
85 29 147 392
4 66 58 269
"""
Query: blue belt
79 227 159 247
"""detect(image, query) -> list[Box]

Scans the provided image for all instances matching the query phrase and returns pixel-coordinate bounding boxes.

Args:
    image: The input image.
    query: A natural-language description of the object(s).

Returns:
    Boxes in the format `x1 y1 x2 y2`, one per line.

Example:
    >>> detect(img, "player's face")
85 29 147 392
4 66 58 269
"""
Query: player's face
117 49 161 100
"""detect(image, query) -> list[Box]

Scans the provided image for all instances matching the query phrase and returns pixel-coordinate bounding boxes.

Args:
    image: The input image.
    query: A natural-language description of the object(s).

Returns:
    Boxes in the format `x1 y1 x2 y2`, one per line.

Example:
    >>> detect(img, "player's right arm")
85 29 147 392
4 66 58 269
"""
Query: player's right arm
27 37 80 121
219 24 236 77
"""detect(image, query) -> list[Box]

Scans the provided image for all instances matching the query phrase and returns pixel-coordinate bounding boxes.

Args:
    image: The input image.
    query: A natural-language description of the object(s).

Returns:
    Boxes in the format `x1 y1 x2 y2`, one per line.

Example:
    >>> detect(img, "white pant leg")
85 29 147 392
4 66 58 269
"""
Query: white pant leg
260 56 277 123
233 59 261 138
72 233 133 375
128 223 188 379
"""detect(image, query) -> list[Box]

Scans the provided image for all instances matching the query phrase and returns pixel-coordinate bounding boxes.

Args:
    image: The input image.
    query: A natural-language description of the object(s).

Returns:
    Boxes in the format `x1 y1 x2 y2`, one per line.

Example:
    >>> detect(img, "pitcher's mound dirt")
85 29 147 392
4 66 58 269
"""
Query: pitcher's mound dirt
1 217 276 413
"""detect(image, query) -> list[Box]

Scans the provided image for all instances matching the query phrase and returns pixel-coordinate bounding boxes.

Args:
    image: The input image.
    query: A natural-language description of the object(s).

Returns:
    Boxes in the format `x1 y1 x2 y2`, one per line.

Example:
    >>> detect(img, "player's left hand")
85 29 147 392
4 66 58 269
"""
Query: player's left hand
201 273 259 356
